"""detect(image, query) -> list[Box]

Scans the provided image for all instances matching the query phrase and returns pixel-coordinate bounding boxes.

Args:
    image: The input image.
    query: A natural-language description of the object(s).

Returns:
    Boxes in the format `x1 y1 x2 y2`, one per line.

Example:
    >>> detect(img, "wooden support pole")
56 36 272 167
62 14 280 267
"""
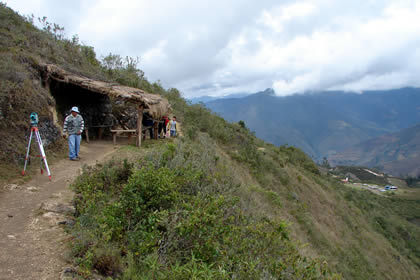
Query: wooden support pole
85 128 89 143
153 121 158 139
98 127 103 140
112 132 117 145
137 105 144 147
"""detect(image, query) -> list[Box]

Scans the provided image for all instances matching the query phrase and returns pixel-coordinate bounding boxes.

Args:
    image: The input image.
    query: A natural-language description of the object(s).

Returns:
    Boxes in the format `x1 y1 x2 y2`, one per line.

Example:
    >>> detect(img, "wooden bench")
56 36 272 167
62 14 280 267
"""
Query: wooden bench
110 129 137 144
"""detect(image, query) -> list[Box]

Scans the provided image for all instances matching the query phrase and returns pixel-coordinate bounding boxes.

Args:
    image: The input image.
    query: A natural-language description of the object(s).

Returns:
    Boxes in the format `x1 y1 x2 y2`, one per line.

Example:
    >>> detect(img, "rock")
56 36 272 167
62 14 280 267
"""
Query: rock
4 184 19 190
27 186 39 192
40 202 76 215
58 219 75 226
38 118 61 147
42 212 62 224
7 235 16 240
60 267 79 280
291 192 299 201
7 214 13 218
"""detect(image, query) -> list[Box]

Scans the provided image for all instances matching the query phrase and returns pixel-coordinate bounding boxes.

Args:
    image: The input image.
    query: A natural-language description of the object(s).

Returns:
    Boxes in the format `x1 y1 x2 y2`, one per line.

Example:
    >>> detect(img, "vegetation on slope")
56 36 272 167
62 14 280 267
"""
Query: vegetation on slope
1 3 420 279
71 139 335 279
69 87 420 279
157 91 420 279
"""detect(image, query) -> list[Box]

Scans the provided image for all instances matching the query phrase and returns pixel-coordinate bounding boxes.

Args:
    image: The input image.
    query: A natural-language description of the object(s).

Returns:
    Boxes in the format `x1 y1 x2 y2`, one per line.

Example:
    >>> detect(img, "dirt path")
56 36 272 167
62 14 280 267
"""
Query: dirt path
0 141 118 280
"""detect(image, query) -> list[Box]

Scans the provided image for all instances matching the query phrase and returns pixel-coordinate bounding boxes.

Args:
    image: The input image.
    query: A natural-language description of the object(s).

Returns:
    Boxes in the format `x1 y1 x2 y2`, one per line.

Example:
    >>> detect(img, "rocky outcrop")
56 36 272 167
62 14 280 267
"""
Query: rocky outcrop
38 118 61 147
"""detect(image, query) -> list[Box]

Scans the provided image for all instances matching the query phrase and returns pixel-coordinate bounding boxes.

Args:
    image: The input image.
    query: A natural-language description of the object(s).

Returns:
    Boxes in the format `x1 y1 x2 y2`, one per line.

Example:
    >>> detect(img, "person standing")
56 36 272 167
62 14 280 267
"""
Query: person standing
63 106 84 161
164 115 170 138
169 116 177 137
158 115 168 138
142 112 154 139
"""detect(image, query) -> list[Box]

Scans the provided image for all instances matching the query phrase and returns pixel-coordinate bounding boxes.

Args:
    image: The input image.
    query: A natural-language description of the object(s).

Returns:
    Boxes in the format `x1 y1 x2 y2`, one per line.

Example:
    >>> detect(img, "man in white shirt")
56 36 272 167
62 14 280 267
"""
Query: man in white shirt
169 116 177 137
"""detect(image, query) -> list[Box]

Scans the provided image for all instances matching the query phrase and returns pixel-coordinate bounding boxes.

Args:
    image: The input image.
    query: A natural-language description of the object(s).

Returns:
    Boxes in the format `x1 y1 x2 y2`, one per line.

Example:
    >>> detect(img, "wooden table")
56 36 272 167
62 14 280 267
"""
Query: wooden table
110 129 137 144
85 125 112 142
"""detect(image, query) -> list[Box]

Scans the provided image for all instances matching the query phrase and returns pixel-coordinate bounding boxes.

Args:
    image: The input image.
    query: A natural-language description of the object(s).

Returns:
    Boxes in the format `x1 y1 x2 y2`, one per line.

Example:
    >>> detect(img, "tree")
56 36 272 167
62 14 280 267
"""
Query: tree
101 54 145 88
321 157 331 168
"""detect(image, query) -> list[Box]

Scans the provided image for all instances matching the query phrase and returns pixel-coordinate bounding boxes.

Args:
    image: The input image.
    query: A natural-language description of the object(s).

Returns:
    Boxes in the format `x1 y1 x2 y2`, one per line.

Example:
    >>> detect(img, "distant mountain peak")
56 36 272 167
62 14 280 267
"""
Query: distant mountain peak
262 88 275 95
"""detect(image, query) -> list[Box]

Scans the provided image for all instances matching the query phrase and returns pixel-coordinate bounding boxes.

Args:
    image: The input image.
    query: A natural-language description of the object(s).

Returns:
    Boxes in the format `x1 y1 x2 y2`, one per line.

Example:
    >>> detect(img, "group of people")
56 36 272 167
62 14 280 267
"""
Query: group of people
142 114 177 139
159 115 177 138
62 106 177 161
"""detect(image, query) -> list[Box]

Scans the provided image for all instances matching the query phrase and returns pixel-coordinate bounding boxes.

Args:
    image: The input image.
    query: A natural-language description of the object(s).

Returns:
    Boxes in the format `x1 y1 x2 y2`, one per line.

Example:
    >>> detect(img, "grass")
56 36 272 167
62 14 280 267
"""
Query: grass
397 188 420 200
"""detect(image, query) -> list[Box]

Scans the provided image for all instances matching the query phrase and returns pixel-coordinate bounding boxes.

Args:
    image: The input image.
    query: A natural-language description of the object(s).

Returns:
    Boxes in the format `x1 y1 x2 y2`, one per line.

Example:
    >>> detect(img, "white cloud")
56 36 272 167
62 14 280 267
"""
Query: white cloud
221 0 420 96
142 40 168 65
6 0 420 97
260 1 317 30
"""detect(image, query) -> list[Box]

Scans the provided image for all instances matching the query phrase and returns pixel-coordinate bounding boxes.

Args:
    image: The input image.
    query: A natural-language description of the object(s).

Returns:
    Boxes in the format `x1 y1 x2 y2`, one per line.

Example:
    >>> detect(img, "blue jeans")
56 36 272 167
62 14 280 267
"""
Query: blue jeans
68 134 81 159
170 130 176 137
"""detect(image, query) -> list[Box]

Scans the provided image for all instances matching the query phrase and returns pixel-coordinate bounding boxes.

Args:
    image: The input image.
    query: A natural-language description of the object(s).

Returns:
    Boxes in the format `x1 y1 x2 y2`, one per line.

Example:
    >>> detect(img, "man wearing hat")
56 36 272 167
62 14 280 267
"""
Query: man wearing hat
62 106 84 161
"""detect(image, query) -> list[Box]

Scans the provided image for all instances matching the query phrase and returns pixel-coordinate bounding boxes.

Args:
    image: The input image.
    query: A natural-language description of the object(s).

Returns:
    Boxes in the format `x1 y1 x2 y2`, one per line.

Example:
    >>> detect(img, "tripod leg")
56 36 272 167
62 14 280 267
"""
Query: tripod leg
35 130 52 180
22 129 33 176
33 130 43 174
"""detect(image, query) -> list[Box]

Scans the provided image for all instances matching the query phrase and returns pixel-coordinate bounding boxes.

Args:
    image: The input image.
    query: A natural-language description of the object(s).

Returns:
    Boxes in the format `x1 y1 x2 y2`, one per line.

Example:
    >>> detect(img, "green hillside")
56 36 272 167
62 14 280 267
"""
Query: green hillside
1 4 420 279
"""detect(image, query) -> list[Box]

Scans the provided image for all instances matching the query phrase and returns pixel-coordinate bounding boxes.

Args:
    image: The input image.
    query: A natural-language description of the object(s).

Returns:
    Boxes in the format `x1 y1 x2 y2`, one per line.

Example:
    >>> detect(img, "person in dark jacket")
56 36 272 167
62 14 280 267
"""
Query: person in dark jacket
158 115 168 138
142 112 154 139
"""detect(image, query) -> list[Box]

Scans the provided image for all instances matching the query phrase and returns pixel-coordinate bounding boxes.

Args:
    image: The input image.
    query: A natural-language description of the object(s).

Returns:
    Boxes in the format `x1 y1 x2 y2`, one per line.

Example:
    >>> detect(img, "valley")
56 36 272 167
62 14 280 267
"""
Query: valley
328 166 420 199
329 123 420 177
203 88 420 177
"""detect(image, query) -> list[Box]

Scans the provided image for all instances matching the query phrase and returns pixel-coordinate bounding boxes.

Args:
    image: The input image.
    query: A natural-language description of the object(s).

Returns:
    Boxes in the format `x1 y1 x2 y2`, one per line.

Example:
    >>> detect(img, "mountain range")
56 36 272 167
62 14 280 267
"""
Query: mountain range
329 123 420 176
189 92 250 104
204 88 420 163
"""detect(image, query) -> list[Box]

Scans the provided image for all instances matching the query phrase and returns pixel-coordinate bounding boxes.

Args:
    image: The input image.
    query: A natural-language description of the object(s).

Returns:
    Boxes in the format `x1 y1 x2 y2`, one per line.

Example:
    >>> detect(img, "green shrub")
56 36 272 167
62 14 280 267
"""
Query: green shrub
70 141 338 279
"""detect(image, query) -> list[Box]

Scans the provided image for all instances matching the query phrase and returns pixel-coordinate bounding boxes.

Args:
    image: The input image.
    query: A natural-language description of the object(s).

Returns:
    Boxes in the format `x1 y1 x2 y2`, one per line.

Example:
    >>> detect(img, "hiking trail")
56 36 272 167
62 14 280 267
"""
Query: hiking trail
0 141 118 280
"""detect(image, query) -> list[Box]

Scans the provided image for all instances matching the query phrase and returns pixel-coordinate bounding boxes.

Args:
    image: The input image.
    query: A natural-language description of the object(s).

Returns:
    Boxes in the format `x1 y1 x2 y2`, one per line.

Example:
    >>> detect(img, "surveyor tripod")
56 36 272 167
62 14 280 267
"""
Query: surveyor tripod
22 126 52 180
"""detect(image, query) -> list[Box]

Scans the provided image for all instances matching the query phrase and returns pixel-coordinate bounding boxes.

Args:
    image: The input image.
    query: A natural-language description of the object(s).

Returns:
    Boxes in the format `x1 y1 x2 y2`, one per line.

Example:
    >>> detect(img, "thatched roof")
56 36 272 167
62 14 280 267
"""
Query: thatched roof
40 63 170 119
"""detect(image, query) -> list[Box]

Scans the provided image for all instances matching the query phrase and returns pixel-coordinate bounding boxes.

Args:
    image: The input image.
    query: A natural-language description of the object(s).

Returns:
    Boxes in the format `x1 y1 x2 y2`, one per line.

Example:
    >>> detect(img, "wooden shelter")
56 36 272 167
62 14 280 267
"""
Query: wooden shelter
39 63 171 147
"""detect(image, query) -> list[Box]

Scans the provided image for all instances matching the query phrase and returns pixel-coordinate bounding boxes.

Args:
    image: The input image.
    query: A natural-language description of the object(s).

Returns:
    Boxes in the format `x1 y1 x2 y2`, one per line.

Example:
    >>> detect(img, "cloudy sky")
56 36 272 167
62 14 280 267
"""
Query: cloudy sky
6 0 420 97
